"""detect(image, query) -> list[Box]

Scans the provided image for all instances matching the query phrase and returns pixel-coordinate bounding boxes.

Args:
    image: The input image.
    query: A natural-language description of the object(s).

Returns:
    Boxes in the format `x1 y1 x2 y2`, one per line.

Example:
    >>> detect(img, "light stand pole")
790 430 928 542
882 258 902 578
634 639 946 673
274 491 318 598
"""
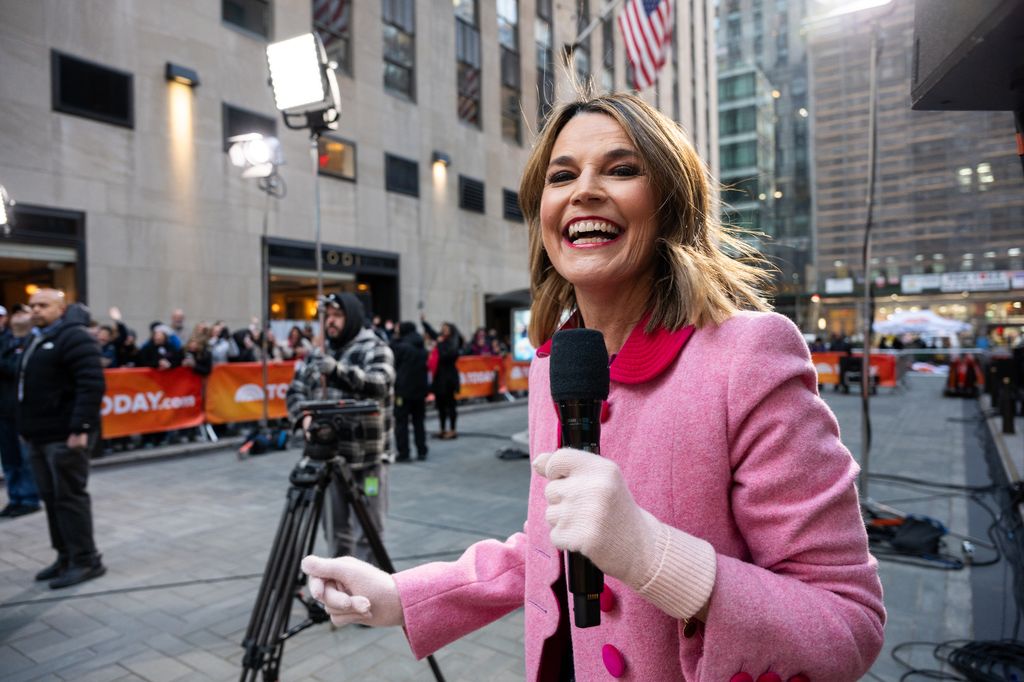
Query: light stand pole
228 134 285 433
858 24 881 501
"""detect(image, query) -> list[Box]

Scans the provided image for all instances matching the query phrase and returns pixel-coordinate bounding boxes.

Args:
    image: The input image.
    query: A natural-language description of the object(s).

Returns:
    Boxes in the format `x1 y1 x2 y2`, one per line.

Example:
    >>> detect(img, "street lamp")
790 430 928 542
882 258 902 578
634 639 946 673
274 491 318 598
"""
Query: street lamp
266 33 340 360
806 0 895 501
228 133 285 429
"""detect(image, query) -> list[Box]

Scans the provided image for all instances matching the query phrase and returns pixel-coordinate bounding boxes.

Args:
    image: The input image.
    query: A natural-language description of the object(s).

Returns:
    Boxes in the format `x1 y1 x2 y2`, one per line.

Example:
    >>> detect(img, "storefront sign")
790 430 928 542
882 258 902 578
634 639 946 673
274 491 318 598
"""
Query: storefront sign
940 271 1010 292
901 273 941 294
825 277 854 294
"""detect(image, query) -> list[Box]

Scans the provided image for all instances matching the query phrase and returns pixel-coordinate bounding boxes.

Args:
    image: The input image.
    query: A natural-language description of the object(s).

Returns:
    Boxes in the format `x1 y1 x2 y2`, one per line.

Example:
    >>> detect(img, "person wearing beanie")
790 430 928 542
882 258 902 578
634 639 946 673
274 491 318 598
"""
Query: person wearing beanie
285 291 396 562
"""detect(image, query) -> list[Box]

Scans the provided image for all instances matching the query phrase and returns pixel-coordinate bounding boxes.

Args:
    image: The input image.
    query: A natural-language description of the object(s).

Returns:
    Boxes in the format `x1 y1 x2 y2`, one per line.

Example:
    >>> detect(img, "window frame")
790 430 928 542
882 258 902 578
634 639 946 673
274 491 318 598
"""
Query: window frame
221 103 278 152
317 134 358 182
382 0 416 100
313 0 353 75
384 152 420 197
51 50 135 129
222 0 273 39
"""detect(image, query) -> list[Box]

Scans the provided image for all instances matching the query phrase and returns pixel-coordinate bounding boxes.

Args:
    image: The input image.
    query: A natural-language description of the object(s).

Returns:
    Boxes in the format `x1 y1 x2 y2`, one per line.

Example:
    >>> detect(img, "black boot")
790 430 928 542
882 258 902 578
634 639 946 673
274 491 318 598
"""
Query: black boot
49 558 106 589
35 558 68 582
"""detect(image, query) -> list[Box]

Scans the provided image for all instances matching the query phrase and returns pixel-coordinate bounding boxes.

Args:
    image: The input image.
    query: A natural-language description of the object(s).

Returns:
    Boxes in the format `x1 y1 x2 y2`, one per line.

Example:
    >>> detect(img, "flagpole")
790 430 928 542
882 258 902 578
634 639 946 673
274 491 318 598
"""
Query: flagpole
574 0 626 45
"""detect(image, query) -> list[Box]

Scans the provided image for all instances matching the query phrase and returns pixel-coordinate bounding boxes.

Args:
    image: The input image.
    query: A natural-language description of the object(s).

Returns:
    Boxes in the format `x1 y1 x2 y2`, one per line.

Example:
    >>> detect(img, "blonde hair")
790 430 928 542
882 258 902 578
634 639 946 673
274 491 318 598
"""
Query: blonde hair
519 92 771 347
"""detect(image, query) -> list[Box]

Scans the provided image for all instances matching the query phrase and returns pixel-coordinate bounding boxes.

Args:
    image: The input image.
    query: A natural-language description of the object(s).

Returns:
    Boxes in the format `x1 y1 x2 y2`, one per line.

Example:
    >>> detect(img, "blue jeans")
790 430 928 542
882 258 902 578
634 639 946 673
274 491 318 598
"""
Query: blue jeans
0 418 40 508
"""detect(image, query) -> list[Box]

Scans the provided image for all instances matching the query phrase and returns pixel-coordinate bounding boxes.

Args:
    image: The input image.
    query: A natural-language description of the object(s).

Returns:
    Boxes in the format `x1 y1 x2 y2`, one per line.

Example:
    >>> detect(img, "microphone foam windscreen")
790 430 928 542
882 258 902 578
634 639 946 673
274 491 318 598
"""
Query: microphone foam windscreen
550 328 610 401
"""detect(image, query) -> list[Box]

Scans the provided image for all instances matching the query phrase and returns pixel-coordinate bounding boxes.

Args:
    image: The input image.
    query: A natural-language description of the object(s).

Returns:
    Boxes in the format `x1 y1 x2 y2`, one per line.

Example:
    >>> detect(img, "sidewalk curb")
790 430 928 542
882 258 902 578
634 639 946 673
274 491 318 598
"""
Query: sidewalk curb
0 398 530 478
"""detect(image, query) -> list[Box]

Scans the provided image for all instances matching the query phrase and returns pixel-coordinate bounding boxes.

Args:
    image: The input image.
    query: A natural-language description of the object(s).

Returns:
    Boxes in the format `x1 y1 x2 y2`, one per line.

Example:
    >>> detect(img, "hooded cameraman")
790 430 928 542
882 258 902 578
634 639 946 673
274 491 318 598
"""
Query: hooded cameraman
285 292 396 562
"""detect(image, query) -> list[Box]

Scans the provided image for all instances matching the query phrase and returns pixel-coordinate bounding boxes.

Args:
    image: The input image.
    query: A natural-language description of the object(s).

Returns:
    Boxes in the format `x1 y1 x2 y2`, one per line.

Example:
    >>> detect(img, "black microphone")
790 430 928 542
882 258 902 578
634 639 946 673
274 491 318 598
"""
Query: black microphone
549 328 609 629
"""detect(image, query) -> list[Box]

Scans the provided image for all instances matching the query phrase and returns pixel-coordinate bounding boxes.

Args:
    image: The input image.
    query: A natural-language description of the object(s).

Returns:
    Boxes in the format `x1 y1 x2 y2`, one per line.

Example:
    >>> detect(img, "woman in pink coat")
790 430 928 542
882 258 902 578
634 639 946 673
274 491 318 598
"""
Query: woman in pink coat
302 92 885 681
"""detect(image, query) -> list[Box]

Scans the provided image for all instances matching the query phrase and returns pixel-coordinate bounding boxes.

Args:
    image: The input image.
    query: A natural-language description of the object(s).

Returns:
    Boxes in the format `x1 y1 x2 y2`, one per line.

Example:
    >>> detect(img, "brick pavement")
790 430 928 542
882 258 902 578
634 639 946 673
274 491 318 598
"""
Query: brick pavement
0 377 1017 681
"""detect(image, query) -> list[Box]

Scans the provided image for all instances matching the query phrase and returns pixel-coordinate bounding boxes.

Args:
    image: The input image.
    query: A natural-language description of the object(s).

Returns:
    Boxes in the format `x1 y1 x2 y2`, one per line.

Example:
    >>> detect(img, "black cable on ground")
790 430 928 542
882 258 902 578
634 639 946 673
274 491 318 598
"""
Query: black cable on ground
892 639 1024 681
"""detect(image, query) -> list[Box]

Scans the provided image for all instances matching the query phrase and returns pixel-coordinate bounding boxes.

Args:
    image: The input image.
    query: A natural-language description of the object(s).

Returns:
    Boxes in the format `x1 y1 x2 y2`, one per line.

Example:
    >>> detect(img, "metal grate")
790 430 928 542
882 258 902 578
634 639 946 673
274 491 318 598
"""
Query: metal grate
459 176 486 213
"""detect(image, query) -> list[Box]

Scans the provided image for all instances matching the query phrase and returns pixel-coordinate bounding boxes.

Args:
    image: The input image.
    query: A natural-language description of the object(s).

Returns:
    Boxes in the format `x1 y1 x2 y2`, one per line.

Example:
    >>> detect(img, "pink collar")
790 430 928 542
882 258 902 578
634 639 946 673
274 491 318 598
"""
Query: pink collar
535 311 695 385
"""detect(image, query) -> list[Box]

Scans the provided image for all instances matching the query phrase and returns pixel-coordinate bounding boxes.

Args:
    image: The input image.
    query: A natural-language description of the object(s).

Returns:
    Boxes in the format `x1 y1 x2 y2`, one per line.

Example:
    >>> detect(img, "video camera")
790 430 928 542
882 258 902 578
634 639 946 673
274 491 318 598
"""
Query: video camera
297 399 382 465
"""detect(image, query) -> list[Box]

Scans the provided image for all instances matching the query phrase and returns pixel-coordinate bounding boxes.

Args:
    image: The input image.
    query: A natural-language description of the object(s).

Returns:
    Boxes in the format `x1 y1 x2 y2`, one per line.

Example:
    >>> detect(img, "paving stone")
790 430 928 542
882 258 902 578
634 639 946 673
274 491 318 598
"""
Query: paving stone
0 391 1013 680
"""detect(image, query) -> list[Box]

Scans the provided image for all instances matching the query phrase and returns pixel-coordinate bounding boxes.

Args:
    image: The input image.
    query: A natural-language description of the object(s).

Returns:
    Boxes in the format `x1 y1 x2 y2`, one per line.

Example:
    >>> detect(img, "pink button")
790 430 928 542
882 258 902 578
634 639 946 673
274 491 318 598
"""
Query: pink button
601 643 626 678
600 401 611 423
599 585 616 612
757 674 782 682
730 674 754 682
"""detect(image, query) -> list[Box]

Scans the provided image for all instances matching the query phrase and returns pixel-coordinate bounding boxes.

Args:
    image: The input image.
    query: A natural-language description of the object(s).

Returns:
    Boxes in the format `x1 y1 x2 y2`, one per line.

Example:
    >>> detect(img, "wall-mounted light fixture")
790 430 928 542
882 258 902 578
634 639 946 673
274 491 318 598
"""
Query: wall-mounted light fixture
165 62 200 87
431 151 451 167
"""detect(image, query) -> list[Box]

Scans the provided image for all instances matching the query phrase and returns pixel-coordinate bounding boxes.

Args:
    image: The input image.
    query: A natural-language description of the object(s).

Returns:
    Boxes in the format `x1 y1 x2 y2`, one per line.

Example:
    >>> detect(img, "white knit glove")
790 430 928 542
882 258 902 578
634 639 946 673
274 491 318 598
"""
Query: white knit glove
533 448 662 589
301 555 404 628
533 448 717 620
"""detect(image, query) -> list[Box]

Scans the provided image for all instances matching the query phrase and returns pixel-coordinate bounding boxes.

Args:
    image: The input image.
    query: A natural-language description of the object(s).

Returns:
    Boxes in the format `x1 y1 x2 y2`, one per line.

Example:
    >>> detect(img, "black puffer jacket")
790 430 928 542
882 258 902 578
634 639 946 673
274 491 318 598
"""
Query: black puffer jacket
390 326 429 401
17 307 105 441
0 331 30 420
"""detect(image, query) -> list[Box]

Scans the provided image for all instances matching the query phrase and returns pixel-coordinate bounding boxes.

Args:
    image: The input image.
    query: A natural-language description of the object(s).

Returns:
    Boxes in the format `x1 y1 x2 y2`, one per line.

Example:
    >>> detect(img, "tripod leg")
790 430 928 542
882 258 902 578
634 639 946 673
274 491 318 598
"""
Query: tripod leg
240 461 330 682
332 460 447 682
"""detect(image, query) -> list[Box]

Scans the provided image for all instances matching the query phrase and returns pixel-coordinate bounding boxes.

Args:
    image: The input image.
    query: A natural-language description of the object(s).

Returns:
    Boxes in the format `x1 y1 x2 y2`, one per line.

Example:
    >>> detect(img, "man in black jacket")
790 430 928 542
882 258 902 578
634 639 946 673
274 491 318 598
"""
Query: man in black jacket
390 321 429 462
18 289 106 589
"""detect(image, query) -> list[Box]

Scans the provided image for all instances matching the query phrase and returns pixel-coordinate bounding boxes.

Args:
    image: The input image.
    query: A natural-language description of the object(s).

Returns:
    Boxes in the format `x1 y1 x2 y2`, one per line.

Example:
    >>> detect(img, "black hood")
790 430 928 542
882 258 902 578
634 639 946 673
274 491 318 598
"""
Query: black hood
328 292 365 350
64 302 91 327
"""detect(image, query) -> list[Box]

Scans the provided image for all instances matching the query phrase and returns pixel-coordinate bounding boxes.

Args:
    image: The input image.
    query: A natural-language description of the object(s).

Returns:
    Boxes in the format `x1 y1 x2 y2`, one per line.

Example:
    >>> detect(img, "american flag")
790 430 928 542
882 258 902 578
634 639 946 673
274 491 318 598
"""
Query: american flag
618 0 673 90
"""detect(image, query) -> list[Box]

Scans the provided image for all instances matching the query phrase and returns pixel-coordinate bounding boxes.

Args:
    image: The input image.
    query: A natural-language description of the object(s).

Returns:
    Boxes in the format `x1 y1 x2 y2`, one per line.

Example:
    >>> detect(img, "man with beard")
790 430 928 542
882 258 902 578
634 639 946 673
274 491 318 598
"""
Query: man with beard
285 292 396 562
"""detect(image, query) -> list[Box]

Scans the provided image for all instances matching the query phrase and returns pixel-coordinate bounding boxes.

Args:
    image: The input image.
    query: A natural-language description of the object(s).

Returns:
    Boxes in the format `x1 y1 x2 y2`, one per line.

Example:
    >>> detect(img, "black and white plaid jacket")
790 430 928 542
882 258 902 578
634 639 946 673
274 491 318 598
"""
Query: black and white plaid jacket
285 327 396 468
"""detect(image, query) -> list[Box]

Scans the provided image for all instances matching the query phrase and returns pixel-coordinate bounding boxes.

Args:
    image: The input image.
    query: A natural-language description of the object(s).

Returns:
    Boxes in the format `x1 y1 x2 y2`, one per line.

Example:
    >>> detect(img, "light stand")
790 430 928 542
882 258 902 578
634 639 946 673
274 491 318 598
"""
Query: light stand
228 134 286 433
266 32 342 386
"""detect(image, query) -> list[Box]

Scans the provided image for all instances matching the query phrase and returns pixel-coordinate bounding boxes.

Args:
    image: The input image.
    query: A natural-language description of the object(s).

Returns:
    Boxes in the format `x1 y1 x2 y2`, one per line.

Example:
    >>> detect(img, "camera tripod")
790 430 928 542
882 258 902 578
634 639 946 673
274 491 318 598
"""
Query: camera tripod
239 447 446 681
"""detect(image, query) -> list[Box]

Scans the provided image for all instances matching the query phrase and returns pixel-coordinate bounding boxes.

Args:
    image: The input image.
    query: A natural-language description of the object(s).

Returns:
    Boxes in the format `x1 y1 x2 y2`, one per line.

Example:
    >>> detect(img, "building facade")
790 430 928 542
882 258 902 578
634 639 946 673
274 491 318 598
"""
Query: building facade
807 0 1024 342
716 0 812 327
0 0 718 342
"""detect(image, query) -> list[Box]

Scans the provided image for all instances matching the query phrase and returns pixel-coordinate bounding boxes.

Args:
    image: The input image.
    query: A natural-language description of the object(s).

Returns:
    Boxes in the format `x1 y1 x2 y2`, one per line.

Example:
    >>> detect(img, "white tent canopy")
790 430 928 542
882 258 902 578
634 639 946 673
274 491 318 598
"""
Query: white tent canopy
872 309 971 335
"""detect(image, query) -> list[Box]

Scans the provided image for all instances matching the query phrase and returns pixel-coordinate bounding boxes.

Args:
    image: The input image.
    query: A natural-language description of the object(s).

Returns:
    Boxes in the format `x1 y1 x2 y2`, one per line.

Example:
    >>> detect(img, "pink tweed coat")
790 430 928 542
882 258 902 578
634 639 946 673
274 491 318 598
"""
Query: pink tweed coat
393 311 885 681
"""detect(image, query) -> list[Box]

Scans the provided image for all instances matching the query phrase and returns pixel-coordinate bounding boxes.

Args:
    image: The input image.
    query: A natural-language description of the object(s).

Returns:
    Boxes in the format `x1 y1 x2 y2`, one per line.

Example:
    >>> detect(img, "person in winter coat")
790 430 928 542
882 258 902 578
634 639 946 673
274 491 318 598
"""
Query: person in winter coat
421 318 463 439
0 305 41 517
19 290 106 589
136 324 183 370
389 321 429 462
300 93 885 681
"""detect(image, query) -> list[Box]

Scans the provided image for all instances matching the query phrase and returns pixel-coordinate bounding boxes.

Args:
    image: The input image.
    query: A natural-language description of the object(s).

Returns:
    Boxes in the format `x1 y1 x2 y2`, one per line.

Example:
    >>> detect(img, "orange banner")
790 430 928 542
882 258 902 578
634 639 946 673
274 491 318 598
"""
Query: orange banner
811 352 898 388
204 361 297 424
455 356 504 399
503 357 531 392
100 368 204 439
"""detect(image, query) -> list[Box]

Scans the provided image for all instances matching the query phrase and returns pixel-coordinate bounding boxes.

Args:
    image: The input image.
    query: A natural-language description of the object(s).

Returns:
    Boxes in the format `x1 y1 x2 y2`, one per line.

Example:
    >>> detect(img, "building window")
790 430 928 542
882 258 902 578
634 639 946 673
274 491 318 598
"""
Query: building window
536 5 554 125
222 104 277 151
574 0 591 84
455 1 482 127
385 153 418 197
719 106 756 136
314 0 352 75
51 51 134 129
719 73 755 101
601 15 615 91
503 189 524 222
383 0 415 99
318 135 357 181
459 175 486 213
721 140 757 169
498 0 521 144
223 0 271 38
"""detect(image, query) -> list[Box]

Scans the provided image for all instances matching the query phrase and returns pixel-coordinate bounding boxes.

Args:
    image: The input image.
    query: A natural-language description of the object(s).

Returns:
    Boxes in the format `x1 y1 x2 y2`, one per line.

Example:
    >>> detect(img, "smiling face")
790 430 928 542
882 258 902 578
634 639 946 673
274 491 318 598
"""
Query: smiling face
539 113 660 294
